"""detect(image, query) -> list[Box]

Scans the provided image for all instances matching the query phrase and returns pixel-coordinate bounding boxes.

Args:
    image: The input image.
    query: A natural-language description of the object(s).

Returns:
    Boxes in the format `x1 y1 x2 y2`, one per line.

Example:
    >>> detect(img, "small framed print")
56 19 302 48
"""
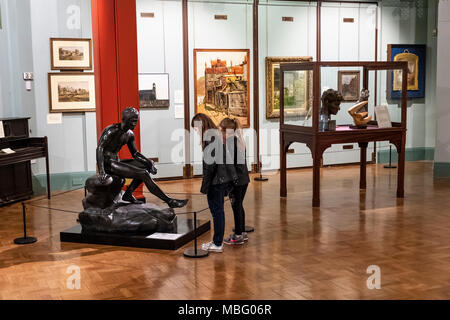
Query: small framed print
338 70 360 102
139 73 170 109
50 38 92 70
48 73 96 113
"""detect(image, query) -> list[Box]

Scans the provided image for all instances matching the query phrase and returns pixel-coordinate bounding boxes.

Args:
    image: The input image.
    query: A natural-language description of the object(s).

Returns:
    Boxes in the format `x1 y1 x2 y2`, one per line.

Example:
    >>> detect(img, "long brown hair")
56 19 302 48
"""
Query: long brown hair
218 117 245 150
191 113 218 149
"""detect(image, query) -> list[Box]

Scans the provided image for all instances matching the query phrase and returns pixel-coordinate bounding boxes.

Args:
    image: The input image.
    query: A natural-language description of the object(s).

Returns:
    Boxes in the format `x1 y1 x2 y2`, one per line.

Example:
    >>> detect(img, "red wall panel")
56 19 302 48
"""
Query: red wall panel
91 0 143 197
91 0 140 156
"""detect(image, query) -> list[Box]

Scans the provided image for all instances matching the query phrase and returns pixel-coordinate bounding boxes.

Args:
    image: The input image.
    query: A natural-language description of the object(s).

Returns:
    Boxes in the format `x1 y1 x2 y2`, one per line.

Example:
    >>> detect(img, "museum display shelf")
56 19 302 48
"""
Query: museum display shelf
279 61 408 207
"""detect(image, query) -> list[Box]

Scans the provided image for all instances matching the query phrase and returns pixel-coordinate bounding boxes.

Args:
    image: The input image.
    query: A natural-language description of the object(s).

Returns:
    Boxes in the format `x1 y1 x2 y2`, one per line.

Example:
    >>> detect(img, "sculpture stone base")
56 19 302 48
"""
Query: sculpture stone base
60 216 210 250
78 202 177 234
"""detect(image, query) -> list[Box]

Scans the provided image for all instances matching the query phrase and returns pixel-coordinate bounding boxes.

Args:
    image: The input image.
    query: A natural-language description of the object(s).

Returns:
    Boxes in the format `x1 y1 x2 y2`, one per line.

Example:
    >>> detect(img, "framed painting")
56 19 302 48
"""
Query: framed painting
139 73 170 109
194 49 250 128
387 44 426 99
50 38 93 70
266 57 313 119
338 70 360 102
48 73 96 113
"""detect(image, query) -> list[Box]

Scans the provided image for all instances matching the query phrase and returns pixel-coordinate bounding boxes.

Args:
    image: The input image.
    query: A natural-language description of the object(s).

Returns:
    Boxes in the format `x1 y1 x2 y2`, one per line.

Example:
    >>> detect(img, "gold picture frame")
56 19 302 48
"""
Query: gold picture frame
266 56 313 119
50 38 93 71
393 49 419 91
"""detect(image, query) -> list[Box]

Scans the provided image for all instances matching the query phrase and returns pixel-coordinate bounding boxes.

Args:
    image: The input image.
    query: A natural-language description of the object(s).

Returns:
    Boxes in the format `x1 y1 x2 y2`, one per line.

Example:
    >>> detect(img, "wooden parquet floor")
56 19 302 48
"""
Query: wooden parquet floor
1 161 450 300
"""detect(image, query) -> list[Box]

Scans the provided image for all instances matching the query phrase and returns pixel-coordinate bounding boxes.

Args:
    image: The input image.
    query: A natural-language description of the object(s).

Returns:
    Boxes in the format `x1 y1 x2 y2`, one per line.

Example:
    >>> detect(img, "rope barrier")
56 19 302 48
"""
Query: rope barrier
23 195 231 216
25 186 85 205
23 185 232 216
25 203 80 214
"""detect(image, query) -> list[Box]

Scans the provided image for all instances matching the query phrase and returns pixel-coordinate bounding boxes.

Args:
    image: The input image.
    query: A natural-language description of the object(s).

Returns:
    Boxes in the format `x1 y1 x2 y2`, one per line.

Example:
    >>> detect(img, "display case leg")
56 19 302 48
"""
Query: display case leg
184 211 208 258
14 203 37 245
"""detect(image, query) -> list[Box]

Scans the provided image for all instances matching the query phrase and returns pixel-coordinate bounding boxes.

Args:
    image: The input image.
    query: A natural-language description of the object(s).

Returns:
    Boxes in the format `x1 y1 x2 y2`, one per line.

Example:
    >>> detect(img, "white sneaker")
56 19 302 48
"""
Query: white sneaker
201 241 223 253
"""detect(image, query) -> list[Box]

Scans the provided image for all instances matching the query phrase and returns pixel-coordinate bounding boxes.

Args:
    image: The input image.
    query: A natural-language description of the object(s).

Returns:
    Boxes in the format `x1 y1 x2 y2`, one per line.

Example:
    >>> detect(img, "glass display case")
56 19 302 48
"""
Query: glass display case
279 61 408 207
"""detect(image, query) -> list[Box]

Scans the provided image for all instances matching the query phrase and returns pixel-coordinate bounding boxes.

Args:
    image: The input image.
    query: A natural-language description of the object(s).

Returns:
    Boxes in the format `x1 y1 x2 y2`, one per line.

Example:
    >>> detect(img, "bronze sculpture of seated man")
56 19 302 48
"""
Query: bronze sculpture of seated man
96 107 188 208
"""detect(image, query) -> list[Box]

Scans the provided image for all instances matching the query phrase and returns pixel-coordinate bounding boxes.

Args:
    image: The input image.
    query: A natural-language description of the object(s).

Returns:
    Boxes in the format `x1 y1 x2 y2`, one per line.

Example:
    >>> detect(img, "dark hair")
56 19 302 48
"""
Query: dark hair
219 117 245 150
191 113 218 149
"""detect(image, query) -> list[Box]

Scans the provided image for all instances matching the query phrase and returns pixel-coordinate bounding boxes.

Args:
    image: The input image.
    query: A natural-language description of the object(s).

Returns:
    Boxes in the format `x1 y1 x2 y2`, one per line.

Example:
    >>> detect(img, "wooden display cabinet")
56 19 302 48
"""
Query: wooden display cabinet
279 61 408 207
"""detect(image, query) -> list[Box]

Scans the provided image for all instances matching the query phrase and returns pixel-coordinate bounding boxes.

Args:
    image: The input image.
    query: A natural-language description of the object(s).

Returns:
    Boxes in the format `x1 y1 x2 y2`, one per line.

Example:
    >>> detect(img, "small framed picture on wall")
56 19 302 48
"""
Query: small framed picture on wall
50 38 93 70
387 44 426 99
138 73 170 109
338 71 360 102
48 73 96 113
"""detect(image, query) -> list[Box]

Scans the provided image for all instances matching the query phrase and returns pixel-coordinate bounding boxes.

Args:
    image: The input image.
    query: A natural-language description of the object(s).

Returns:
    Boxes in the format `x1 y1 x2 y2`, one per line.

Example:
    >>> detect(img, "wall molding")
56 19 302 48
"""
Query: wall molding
32 171 95 195
377 147 434 164
434 162 450 177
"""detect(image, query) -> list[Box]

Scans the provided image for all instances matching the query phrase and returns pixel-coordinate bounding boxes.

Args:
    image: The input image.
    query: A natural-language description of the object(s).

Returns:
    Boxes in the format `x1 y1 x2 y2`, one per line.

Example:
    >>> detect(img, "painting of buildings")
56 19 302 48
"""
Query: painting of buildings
138 74 170 109
194 49 250 128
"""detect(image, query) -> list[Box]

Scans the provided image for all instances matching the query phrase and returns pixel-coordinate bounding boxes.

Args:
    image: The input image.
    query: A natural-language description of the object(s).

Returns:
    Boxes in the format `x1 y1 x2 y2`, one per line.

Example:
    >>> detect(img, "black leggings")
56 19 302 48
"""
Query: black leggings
229 184 248 235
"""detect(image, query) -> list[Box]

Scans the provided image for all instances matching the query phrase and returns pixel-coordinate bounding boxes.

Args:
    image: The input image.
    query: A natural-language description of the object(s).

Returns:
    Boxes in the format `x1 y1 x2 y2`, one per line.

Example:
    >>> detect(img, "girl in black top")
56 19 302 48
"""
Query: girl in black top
191 113 238 252
219 118 250 245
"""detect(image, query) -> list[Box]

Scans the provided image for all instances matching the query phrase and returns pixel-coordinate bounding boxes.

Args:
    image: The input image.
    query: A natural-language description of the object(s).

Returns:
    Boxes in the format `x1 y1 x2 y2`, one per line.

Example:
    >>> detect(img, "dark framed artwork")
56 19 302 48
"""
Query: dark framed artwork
387 44 426 99
48 72 96 113
50 38 93 70
194 49 250 128
139 73 170 109
338 71 360 102
265 56 313 119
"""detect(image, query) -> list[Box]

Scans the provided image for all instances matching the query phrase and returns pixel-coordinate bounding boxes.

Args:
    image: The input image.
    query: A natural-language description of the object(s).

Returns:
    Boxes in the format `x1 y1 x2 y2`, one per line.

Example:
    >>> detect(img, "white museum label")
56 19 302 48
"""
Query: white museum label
47 113 63 124
1 148 15 154
146 233 183 240
375 106 392 128
0 121 4 138
175 104 184 119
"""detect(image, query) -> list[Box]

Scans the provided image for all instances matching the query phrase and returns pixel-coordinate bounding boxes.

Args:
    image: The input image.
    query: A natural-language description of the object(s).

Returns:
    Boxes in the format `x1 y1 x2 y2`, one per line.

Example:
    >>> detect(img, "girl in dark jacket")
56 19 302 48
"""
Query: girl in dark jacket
219 118 250 245
191 113 238 253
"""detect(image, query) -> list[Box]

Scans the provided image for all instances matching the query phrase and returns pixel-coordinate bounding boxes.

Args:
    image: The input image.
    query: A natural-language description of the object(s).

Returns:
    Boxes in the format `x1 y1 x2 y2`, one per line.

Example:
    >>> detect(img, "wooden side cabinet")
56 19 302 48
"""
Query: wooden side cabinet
0 117 50 206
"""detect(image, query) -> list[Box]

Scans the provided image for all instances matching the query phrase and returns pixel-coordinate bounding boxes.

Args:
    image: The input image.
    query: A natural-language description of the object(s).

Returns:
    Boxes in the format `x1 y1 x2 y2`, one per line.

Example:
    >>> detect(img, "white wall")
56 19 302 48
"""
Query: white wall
136 0 255 177
259 1 377 170
136 0 185 178
377 0 436 154
134 0 438 176
0 0 36 120
28 0 97 176
435 0 450 164
1 0 438 184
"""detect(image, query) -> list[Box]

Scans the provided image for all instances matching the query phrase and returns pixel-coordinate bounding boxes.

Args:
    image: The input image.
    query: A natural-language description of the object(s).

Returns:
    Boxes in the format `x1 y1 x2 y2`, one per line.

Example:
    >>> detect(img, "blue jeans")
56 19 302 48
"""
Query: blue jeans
207 183 228 246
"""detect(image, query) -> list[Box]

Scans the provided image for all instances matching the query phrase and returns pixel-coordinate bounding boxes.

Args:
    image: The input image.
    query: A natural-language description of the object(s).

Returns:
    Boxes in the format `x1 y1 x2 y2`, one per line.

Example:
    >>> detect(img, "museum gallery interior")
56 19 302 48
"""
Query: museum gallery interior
0 0 449 300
